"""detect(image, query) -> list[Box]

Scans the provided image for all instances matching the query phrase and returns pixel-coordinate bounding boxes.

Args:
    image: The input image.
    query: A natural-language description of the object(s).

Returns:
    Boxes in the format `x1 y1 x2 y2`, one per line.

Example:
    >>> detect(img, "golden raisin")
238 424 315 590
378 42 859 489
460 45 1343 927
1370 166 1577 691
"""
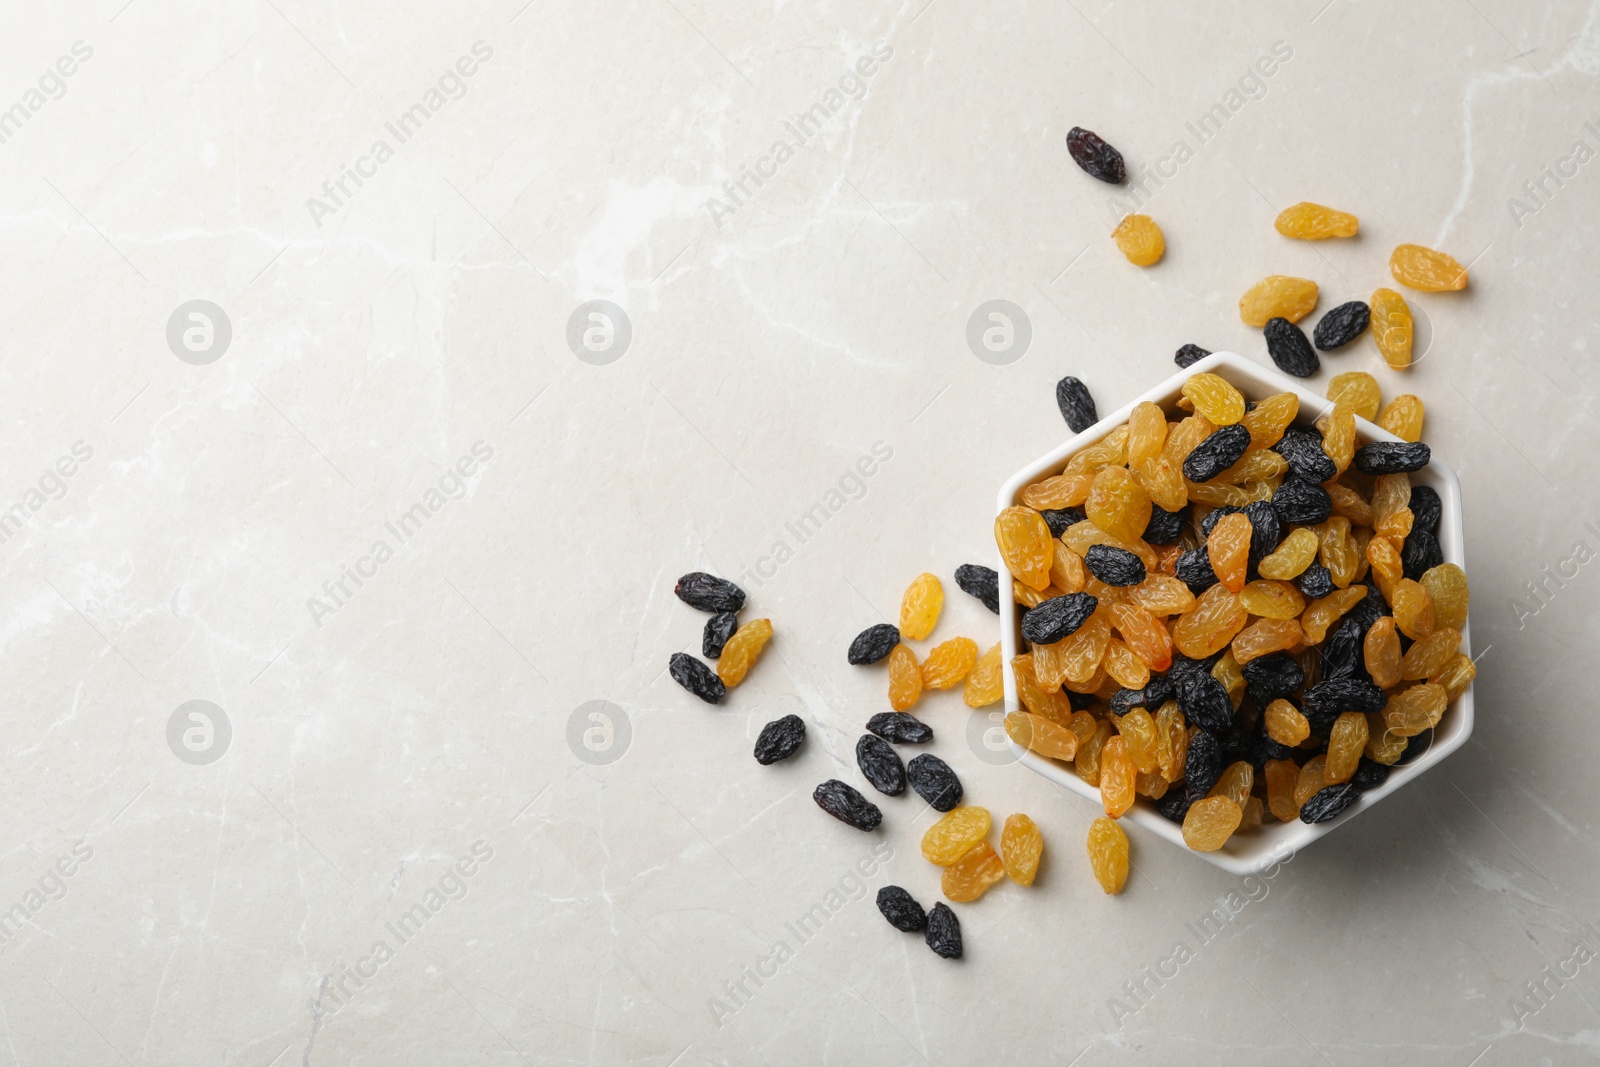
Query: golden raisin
1326 372 1381 421
1182 373 1246 426
1208 512 1253 594
1001 814 1043 886
1370 288 1414 368
1050 541 1088 594
1113 213 1165 266
1004 712 1079 761
1058 608 1113 684
1378 395 1425 442
1300 586 1365 643
1230 617 1303 665
941 841 1006 903
1390 243 1469 292
1239 579 1306 619
1420 563 1470 631
1114 706 1160 773
1265 758 1301 821
1264 698 1310 746
1099 736 1136 818
1155 701 1187 782
1401 628 1462 680
1241 392 1299 450
1011 654 1074 724
1212 651 1246 709
1209 761 1253 809
921 636 978 689
717 618 773 686
1109 600 1173 672
1127 402 1169 467
1076 719 1113 785
1086 816 1129 894
1173 582 1249 658
1182 796 1242 851
1239 796 1264 833
1363 617 1402 689
1240 275 1319 327
1086 465 1153 545
1384 683 1448 737
1275 202 1359 240
1392 579 1436 639
1131 455 1189 511
921 806 992 866
1434 653 1477 700
1317 516 1360 589
964 642 1003 707
888 643 922 711
1127 575 1195 616
1321 405 1356 474
1365 714 1407 764
996 506 1054 591
1293 754 1328 806
1325 712 1368 783
1104 639 1151 689
1327 483 1374 527
1258 528 1320 580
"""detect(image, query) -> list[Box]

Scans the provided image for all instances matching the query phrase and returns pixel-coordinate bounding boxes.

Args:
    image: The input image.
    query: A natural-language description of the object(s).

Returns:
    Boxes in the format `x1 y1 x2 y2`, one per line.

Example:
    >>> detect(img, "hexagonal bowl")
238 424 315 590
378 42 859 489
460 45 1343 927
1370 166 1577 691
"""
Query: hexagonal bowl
996 351 1471 874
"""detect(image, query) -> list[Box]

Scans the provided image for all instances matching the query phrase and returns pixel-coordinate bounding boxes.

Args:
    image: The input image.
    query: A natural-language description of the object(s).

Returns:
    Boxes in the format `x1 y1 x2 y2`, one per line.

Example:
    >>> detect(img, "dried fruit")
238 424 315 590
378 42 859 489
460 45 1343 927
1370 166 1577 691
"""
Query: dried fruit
1274 428 1337 484
1231 617 1302 664
1364 617 1402 688
1207 512 1253 593
754 715 806 764
1325 712 1369 783
1302 677 1387 730
1076 719 1113 786
1314 302 1371 351
876 886 927 932
1128 402 1169 466
1085 544 1146 587
888 643 923 711
954 563 1000 613
718 618 773 686
897 573 942 641
1184 729 1223 798
924 902 962 959
1378 395 1425 442
963 643 1004 708
674 572 746 613
1113 213 1165 266
1181 373 1246 426
1086 816 1129 893
1321 406 1356 474
1242 392 1300 450
996 506 1054 591
1390 243 1468 292
1142 504 1188 545
857 734 907 796
867 712 933 745
1242 652 1306 704
1056 375 1100 432
921 637 978 689
1173 582 1249 659
1086 466 1153 543
1420 563 1469 630
1355 441 1430 475
1175 343 1211 368
922 806 992 865
813 779 882 831
1370 288 1414 369
670 652 726 704
1275 202 1359 240
1114 706 1160 772
1293 754 1328 806
1005 712 1079 761
1182 796 1242 850
1067 126 1126 183
1384 683 1449 737
1021 592 1099 644
1434 652 1477 700
1239 579 1306 619
1209 761 1254 810
1300 782 1360 823
1270 477 1335 528
908 754 963 811
1183 424 1252 482
1240 275 1319 326
703 612 738 658
1401 627 1461 680
1265 698 1310 746
1297 562 1334 600
1104 639 1151 688
1099 736 1136 817
1391 579 1435 639
1265 758 1301 821
1001 814 1044 886
942 840 1005 903
1263 316 1319 378
848 623 900 665
1326 372 1381 421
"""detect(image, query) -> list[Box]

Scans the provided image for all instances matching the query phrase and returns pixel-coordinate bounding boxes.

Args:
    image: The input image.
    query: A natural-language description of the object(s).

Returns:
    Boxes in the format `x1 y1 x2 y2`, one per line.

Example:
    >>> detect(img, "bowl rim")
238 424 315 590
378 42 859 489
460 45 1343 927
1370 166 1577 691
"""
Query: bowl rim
995 350 1472 875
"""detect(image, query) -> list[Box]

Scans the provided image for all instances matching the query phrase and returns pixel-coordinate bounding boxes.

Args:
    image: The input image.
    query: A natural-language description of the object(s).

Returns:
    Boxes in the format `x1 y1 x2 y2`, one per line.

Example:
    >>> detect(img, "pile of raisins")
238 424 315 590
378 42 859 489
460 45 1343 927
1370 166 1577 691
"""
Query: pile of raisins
999 369 1471 874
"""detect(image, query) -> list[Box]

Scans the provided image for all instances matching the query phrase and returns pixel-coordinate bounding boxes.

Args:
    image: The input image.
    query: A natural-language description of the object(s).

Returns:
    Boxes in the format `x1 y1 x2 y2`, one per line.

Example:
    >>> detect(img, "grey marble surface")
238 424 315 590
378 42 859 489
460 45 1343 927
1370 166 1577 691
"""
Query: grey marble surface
1 0 1598 1063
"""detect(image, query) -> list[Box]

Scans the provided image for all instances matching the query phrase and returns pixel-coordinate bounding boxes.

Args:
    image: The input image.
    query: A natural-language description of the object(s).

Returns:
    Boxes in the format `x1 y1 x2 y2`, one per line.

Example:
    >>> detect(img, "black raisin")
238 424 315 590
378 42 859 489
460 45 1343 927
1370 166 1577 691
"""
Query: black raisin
1312 300 1371 350
1020 592 1098 644
1409 485 1442 535
1244 500 1282 562
1067 690 1096 711
1167 652 1222 681
1176 670 1233 734
1401 528 1443 581
1299 783 1360 823
1201 504 1243 539
1182 424 1252 482
674 572 745 613
813 779 882 831
1066 126 1125 184
1040 507 1086 538
1271 478 1333 526
906 754 963 811
1296 563 1334 600
1255 729 1295 765
1084 544 1145 586
1175 548 1219 594
1274 428 1338 484
1320 616 1366 681
1242 652 1304 705
1398 729 1433 764
1111 675 1176 717
1348 582 1389 633
1301 678 1386 730
1174 343 1211 369
1350 758 1390 792
848 623 900 665
1184 730 1223 799
703 612 738 658
856 734 907 796
1263 316 1319 378
669 652 725 704
954 564 1000 614
1354 441 1431 474
754 715 806 764
866 712 934 745
876 886 927 932
1142 504 1188 545
924 901 963 959
1055 375 1099 433
1157 789 1193 823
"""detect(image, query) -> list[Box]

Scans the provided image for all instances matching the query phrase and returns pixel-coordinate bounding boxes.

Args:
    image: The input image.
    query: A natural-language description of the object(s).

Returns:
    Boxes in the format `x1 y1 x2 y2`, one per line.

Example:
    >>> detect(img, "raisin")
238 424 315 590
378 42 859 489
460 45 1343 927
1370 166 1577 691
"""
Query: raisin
921 637 978 689
856 734 907 796
1391 579 1436 639
922 806 992 866
1157 789 1193 823
1207 512 1252 593
1363 617 1402 688
1274 429 1337 484
1183 424 1252 482
1040 507 1085 538
1021 592 1098 644
1240 275 1319 326
907 754 963 811
1006 712 1080 760
963 643 1004 708
1300 782 1360 823
753 715 806 764
1183 796 1242 850
942 841 1005 903
1208 760 1254 808
670 652 725 704
814 779 881 831
1231 618 1302 665
1258 528 1320 580
1327 375 1382 424
1390 243 1469 291
1350 757 1390 791
674 572 745 613
1320 615 1366 679
1142 504 1188 545
1355 442 1430 474
1086 466 1153 543
996 506 1054 591
1110 675 1175 716
1099 737 1137 817
1325 712 1368 783
1175 548 1220 594
1055 375 1100 432
1182 373 1246 426
1265 758 1301 821
1115 706 1160 772
1238 580 1304 619
1302 678 1387 730
718 618 773 687
1085 544 1146 586
1113 213 1165 266
924 902 962 959
953 563 1000 614
848 623 900 665
1086 816 1129 894
888 643 923 711
1176 670 1233 734
899 572 943 640
1263 316 1319 378
867 712 932 746
1378 395 1426 442
876 886 927 932
1408 485 1443 534
1241 392 1300 451
1320 406 1357 474
1076 719 1113 784
1296 563 1334 600
1275 202 1359 240
1001 814 1044 886
1369 287 1414 368
1128 575 1195 616
1264 698 1310 746
1420 564 1469 630
1172 583 1249 659
1066 126 1126 183
703 612 738 658
1174 343 1211 368
1201 504 1242 540
1242 652 1305 704
1313 302 1371 351
1401 529 1443 582
1401 628 1462 681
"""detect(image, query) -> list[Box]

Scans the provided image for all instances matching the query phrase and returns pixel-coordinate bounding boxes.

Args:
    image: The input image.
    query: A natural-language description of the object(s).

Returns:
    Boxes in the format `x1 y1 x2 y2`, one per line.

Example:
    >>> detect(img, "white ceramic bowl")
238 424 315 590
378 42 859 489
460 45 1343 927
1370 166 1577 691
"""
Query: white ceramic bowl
997 351 1471 874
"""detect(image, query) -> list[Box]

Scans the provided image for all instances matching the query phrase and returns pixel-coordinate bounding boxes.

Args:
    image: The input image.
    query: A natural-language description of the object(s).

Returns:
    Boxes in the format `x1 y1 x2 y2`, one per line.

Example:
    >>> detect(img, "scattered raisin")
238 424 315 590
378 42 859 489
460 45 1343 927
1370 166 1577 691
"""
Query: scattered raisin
899 572 943 640
717 618 772 687
674 572 745 613
848 623 900 665
924 902 962 959
670 652 725 704
856 734 907 796
1390 243 1468 292
921 806 992 865
1240 276 1319 326
1113 214 1165 267
876 886 927 932
954 563 1000 613
1263 316 1320 378
813 779 882 831
754 715 806 764
1086 816 1129 894
1183 424 1252 482
703 612 738 658
1312 301 1371 350
908 754 963 811
1001 814 1044 886
1275 202 1359 240
866 711 933 745
1066 127 1126 183
1175 343 1211 368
